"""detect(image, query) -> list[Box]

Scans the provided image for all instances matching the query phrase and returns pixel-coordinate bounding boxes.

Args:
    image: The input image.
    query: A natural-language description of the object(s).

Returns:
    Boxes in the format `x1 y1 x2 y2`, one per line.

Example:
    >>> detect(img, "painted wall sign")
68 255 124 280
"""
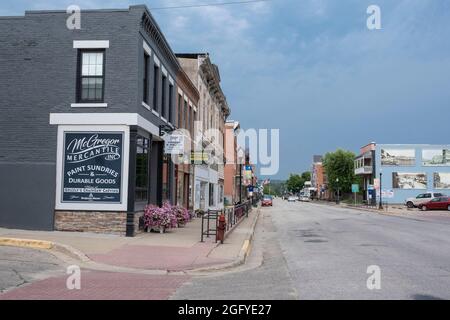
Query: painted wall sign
62 132 123 203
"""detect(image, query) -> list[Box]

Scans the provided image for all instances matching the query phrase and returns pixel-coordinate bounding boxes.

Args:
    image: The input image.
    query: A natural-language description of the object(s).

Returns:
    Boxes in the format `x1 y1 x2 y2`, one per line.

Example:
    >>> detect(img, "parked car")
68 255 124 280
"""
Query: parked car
405 192 446 208
418 197 450 211
299 196 310 202
262 195 273 207
287 196 298 202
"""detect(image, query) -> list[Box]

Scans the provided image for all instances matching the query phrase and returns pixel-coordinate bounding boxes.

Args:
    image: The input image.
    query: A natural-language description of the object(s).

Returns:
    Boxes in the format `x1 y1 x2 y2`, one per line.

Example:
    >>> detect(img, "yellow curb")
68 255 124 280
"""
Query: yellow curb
241 239 251 258
0 237 54 250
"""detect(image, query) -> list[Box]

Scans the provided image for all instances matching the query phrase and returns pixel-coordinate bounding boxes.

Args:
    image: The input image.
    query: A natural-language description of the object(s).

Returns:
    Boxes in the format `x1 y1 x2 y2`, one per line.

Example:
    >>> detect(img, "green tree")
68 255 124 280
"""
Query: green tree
286 174 304 193
301 171 311 182
323 149 357 194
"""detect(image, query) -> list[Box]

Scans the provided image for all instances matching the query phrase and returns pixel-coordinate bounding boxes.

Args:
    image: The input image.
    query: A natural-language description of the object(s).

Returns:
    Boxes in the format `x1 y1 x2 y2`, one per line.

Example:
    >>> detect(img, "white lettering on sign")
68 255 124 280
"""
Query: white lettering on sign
66 134 121 163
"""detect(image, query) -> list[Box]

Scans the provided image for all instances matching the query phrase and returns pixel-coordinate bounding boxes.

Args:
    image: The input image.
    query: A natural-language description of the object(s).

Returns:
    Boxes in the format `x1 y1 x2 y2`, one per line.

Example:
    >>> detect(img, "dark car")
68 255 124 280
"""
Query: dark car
419 197 450 211
262 195 273 207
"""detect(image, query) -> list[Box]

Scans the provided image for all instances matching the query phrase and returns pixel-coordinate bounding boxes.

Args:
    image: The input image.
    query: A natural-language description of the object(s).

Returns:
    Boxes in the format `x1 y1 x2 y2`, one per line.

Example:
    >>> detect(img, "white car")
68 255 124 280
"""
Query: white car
288 196 298 202
405 192 446 208
300 196 310 202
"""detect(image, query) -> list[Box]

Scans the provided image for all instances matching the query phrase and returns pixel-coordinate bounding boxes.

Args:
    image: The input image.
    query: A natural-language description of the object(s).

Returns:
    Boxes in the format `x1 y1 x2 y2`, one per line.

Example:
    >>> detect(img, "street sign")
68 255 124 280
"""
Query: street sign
374 179 380 190
190 151 209 165
352 184 360 193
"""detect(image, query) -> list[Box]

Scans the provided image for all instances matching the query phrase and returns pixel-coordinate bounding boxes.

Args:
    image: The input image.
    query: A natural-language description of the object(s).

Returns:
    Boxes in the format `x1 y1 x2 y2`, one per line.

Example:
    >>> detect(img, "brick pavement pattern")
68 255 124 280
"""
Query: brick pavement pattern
0 270 190 300
89 243 231 271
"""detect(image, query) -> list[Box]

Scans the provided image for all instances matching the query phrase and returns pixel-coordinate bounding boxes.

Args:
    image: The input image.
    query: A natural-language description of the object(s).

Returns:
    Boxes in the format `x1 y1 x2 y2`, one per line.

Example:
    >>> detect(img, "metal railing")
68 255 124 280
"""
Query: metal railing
201 200 254 242
200 210 221 243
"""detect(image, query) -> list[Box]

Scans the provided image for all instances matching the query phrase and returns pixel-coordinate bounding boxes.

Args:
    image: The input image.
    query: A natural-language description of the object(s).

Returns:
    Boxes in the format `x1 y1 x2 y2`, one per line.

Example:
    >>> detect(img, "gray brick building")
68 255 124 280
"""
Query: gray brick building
0 5 186 235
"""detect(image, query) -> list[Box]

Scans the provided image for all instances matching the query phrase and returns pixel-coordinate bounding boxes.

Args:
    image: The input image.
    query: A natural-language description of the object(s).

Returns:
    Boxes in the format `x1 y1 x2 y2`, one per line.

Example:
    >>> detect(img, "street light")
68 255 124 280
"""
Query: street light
379 170 383 210
336 178 340 204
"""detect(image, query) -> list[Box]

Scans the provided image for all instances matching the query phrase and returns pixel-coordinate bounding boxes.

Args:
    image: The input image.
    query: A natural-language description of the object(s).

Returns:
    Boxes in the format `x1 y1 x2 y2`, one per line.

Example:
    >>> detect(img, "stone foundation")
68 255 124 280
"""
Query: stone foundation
55 211 145 236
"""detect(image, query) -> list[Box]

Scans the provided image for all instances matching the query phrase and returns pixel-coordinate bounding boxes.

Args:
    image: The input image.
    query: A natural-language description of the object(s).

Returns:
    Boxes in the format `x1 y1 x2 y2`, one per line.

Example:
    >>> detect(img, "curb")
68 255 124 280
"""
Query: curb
0 236 92 264
0 208 262 276
0 237 54 250
187 206 261 274
313 201 430 220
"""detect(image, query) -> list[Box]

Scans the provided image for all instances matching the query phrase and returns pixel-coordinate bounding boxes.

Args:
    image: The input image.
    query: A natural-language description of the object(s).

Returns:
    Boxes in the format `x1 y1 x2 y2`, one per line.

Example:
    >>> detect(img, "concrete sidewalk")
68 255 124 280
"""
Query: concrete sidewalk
312 200 450 221
0 207 260 274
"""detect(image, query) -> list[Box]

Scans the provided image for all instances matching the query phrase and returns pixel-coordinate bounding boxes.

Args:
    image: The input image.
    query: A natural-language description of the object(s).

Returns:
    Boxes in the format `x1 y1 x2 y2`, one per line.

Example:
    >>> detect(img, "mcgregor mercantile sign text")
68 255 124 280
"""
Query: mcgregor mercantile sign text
62 132 123 203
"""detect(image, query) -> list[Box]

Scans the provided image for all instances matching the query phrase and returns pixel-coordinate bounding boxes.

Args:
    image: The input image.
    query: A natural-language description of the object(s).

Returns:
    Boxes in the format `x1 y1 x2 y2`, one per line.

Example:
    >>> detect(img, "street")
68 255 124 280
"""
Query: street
174 199 450 300
1 199 450 300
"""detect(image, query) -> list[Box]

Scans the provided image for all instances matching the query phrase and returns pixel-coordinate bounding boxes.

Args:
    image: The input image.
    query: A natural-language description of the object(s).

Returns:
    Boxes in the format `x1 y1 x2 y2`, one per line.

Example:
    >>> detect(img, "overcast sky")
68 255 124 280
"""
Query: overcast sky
3 0 450 179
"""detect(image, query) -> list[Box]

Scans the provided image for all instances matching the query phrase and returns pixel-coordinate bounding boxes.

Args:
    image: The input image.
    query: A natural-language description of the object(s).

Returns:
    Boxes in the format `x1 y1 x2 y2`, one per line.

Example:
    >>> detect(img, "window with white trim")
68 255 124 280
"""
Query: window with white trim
77 50 105 103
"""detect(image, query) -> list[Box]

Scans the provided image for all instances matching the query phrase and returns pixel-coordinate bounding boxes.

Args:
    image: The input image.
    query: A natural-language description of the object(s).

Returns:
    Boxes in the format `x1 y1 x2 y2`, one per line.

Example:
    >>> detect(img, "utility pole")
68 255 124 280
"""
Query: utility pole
239 163 242 204
379 171 383 210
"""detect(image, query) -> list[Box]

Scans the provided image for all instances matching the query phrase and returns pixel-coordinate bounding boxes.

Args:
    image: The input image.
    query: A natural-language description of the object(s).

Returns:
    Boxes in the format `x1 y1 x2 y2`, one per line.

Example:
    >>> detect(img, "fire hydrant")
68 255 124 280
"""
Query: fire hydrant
217 214 226 244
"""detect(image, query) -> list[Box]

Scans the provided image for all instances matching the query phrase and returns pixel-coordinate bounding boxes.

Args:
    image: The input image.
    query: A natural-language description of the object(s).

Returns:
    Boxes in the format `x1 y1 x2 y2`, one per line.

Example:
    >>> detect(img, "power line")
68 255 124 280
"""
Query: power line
150 0 272 11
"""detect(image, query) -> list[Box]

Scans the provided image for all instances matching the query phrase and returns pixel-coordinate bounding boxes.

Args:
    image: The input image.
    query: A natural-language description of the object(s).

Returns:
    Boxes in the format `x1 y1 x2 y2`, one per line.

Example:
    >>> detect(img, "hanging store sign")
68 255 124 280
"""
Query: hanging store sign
62 132 123 203
164 134 185 155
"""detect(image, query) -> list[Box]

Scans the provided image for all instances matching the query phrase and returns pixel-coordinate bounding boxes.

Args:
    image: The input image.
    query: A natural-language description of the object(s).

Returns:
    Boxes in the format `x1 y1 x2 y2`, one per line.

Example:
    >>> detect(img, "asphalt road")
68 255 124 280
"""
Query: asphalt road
0 246 65 293
1 200 449 300
174 199 450 300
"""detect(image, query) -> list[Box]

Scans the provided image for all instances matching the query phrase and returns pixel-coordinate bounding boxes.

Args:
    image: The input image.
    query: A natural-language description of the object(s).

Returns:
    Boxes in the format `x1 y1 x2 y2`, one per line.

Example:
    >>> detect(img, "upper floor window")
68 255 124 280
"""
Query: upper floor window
143 53 150 104
77 50 105 103
161 75 167 118
153 65 160 111
178 94 183 128
168 84 174 123
185 100 189 130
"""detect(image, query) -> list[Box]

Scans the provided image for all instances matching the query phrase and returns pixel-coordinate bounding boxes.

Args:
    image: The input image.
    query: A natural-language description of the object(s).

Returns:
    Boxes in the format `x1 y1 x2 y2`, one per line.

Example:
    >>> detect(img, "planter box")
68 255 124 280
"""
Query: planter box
147 226 166 233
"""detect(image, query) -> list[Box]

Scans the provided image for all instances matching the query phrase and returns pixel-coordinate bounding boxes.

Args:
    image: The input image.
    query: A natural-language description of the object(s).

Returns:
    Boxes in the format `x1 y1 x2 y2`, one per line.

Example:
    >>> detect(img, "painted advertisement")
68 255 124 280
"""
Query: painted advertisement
62 132 123 203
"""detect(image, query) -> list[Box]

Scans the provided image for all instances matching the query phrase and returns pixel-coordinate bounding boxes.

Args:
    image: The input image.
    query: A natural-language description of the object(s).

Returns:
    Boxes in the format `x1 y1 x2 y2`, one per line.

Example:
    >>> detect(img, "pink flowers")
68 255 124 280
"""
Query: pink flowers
143 202 193 231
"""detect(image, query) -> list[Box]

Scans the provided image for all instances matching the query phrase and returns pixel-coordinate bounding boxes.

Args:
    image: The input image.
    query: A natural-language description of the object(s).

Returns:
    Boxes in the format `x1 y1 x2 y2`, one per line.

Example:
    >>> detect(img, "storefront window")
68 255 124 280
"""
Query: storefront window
135 136 149 203
209 184 214 207
219 185 224 203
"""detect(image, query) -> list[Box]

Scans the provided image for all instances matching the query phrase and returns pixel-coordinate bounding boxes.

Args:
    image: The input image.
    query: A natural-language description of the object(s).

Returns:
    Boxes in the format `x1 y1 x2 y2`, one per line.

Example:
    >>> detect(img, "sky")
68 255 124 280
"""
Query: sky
2 0 450 179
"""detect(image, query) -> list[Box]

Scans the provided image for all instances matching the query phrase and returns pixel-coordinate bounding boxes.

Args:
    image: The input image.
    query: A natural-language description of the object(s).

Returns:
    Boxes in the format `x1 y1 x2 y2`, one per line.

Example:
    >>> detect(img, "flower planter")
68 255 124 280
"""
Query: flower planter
143 203 190 234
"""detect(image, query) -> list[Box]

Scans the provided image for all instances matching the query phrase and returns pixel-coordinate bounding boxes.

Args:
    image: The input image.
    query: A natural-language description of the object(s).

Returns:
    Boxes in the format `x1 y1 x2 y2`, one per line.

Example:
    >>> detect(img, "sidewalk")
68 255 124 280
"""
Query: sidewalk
313 200 450 220
0 207 260 274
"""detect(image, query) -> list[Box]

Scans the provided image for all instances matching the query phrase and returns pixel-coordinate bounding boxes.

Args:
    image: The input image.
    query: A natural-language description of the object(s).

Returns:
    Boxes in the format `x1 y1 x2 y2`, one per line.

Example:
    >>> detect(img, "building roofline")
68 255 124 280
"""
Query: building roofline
176 53 208 58
377 144 450 147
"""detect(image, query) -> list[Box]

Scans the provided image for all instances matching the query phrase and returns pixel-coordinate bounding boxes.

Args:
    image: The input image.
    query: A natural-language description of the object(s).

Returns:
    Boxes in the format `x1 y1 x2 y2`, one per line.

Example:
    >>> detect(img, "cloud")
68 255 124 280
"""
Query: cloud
3 0 450 178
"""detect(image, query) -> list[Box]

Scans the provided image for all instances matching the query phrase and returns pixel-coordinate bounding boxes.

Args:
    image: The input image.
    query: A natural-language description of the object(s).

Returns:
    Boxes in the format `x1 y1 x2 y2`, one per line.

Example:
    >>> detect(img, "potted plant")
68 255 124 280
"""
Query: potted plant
143 204 176 233
174 206 190 227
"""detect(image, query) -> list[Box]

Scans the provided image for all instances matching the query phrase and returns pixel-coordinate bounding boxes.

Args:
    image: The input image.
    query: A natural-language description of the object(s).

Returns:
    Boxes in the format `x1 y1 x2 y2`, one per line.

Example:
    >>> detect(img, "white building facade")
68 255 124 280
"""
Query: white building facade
177 53 230 212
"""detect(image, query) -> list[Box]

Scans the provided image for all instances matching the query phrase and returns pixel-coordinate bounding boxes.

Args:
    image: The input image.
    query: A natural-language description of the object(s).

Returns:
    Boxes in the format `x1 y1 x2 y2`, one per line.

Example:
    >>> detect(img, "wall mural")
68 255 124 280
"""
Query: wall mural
434 173 450 189
422 149 450 166
381 149 415 166
392 172 427 189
